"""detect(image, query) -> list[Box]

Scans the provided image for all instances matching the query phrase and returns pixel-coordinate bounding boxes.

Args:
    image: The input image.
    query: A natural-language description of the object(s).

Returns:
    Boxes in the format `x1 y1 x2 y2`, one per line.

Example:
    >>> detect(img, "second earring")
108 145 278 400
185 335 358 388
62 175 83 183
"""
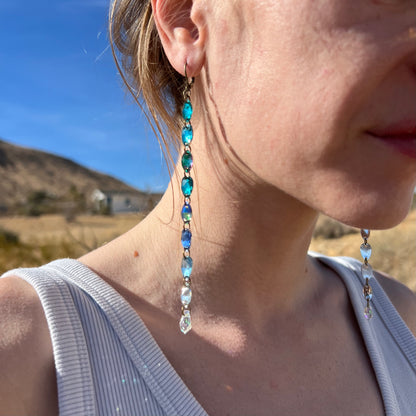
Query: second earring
360 229 374 320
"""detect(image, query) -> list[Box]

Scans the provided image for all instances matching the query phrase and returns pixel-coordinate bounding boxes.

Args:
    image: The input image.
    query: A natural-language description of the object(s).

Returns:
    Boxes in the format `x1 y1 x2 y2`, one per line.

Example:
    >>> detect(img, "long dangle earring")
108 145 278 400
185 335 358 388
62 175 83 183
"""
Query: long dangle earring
360 229 374 320
179 63 195 334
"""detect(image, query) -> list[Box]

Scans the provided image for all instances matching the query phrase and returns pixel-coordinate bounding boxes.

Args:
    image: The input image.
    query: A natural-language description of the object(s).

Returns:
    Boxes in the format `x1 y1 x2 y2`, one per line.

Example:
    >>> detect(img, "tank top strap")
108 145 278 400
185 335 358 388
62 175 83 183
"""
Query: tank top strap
1 265 97 416
309 251 416 416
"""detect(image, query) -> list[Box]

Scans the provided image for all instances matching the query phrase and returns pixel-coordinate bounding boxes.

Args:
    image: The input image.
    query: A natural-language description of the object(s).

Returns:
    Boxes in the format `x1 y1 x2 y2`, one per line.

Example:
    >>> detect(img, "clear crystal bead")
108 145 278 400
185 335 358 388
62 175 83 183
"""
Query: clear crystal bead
364 307 373 320
363 285 373 301
181 286 192 306
179 310 192 334
361 263 374 279
364 292 373 301
361 229 370 239
360 243 372 261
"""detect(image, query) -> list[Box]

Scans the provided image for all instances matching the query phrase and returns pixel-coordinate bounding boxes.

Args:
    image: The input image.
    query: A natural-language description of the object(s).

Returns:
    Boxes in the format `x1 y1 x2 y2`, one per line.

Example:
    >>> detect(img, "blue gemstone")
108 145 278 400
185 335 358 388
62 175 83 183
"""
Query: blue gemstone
182 125 193 145
181 203 192 222
181 151 193 171
181 229 192 249
181 177 193 197
181 256 193 277
182 100 193 121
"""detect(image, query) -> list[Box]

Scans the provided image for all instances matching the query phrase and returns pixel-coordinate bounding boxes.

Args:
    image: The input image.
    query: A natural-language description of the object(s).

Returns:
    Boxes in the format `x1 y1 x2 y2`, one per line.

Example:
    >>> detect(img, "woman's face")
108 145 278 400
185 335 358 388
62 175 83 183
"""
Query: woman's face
201 0 416 229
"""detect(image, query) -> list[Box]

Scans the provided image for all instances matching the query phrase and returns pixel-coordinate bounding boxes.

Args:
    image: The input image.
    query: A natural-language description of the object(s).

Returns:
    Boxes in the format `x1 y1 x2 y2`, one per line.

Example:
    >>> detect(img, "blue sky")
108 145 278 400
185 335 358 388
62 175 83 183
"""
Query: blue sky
0 0 170 192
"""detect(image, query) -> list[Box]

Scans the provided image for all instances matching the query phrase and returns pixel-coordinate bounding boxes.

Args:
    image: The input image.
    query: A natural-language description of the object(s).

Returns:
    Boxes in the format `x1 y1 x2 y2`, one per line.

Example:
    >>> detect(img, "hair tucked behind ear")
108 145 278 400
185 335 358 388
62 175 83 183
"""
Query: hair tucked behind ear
109 0 188 173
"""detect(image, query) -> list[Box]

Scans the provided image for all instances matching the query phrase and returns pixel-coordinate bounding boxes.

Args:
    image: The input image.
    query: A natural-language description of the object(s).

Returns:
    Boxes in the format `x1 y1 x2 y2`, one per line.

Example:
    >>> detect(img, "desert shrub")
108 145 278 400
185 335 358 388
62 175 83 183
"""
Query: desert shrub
24 190 58 216
94 204 112 216
0 227 19 245
39 240 80 263
0 239 84 275
313 216 358 239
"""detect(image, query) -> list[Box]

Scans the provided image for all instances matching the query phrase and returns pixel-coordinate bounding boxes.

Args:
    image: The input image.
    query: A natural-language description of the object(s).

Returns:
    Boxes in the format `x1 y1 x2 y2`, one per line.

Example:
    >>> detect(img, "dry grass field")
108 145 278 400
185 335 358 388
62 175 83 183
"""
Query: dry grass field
1 209 415 291
310 209 416 291
0 213 144 272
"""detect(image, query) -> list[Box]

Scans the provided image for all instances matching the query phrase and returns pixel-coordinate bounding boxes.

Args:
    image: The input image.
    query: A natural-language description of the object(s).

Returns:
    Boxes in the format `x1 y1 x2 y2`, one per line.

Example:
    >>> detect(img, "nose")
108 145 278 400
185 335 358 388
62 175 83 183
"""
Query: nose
396 11 416 78
405 26 416 78
407 27 416 40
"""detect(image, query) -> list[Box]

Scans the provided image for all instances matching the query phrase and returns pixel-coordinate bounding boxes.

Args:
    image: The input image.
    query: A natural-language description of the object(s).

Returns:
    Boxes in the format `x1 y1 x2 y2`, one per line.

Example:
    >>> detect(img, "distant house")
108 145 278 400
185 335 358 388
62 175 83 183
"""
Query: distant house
91 189 162 214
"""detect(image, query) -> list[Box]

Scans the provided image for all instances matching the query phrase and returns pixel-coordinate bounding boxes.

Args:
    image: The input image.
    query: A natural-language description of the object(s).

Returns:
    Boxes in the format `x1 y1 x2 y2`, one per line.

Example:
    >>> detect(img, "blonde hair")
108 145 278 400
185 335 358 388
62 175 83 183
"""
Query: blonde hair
109 0 255 193
109 0 188 173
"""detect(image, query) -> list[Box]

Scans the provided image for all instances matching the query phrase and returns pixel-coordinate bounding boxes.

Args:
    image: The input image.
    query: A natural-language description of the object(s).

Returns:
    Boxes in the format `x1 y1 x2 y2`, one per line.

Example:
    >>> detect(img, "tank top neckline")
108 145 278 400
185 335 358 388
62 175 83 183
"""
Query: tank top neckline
44 252 414 416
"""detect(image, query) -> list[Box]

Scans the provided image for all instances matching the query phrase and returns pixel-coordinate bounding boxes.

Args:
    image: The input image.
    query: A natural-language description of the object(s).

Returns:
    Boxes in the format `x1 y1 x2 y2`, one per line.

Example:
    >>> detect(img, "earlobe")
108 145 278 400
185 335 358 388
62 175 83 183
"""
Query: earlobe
151 0 206 77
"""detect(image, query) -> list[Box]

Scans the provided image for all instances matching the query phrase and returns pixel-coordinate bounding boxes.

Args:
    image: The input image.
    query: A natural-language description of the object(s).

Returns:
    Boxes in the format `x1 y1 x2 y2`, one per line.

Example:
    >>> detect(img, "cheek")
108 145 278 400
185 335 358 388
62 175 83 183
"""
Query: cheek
205 0 415 227
210 3 384 178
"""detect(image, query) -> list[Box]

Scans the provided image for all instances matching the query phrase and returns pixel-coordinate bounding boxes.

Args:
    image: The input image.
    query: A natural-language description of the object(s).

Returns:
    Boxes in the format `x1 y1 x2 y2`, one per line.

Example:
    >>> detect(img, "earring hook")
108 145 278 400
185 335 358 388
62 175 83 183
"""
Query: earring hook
183 62 195 100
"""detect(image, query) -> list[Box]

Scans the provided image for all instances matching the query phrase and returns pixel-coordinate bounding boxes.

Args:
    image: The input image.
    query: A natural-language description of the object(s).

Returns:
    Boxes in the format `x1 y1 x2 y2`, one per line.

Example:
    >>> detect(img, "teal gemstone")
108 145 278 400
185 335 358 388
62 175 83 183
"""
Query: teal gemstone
181 177 193 197
181 256 193 277
182 100 193 121
182 125 193 145
181 203 192 222
181 229 192 249
181 151 193 171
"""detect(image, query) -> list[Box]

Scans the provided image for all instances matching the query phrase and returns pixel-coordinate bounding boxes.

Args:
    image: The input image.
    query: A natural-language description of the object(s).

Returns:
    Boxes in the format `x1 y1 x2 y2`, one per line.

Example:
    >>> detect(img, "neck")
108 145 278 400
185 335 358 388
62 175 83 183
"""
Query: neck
133 132 326 339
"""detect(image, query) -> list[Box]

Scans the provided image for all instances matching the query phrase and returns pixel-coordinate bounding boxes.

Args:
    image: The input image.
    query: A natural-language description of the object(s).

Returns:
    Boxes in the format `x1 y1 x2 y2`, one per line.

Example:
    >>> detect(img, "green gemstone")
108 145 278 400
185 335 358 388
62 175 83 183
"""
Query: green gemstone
181 203 192 222
181 177 193 197
181 151 193 171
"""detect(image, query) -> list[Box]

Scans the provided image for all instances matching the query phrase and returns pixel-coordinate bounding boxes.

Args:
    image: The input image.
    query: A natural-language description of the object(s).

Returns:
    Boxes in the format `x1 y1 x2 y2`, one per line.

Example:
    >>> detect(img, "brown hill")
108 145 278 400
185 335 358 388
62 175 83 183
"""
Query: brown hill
0 138 154 212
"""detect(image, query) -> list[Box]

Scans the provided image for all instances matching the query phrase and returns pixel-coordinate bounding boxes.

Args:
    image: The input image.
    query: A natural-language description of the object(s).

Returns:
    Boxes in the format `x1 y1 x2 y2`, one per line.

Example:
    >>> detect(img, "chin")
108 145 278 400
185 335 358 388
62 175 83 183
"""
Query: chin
322 191 414 231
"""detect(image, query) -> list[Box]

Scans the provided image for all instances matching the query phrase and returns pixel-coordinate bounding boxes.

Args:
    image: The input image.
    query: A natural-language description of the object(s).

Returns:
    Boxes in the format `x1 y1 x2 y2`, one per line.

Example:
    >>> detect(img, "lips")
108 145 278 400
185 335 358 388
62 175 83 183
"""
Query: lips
367 120 416 138
366 120 416 159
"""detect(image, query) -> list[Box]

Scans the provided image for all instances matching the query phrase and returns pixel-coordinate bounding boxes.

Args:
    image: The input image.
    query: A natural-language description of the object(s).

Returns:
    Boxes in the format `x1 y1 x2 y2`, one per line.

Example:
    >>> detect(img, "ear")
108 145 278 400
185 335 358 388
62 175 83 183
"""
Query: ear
151 0 206 77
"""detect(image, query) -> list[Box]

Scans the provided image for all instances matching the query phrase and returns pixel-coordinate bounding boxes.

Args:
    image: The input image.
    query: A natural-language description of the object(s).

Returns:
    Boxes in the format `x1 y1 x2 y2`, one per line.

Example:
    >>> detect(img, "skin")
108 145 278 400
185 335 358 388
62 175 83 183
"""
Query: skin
1 0 415 414
136 0 416 331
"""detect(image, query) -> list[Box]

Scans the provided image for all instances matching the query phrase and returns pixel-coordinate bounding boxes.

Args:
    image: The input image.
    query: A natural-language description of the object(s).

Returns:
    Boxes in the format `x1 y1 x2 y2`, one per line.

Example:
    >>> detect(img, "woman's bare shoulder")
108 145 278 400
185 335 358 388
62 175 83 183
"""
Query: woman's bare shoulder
375 270 416 337
0 275 59 416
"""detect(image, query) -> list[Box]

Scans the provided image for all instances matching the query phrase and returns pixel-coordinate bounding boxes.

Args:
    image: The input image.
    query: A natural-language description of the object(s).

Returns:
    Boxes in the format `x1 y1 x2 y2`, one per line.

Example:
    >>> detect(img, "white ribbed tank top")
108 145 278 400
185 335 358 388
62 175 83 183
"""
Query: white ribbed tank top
2 252 415 416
